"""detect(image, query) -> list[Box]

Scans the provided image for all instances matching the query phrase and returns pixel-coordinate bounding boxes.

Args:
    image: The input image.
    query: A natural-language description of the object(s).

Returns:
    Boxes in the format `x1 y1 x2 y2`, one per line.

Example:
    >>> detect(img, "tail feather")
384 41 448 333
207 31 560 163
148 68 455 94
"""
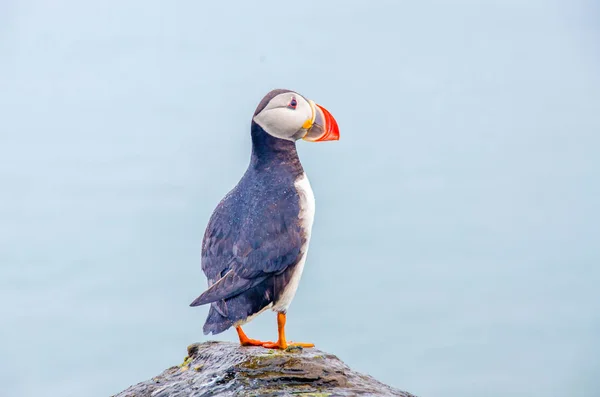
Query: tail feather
203 306 233 335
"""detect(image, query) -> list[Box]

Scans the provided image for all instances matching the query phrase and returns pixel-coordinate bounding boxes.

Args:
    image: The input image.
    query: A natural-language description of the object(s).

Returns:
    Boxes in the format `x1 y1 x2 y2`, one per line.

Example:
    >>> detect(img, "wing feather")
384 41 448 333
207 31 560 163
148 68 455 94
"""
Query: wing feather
189 270 267 306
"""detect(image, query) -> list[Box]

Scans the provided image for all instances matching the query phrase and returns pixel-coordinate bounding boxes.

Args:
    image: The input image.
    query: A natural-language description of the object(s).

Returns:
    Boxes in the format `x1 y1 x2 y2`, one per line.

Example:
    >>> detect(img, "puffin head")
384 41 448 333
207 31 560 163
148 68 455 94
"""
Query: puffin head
252 89 340 142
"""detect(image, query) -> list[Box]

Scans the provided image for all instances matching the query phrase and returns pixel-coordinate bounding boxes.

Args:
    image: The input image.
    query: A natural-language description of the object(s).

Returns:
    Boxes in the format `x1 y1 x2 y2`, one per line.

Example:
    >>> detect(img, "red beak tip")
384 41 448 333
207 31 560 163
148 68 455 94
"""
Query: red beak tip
315 103 340 142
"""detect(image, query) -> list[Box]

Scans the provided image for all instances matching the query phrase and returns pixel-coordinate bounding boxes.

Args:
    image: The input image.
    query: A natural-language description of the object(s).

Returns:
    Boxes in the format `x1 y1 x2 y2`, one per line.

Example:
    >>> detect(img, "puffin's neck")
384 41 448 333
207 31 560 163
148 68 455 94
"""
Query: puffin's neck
249 122 304 178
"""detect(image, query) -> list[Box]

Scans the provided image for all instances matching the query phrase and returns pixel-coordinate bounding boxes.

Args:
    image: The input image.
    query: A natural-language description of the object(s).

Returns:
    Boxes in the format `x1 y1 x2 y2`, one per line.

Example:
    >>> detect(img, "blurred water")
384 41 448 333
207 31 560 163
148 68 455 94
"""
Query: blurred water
1 1 599 396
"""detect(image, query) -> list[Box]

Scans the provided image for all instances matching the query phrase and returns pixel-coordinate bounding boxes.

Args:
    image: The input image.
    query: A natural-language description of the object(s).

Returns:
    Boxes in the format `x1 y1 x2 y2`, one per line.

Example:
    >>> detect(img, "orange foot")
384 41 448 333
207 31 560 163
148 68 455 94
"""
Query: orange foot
261 312 315 350
236 326 269 347
262 340 315 349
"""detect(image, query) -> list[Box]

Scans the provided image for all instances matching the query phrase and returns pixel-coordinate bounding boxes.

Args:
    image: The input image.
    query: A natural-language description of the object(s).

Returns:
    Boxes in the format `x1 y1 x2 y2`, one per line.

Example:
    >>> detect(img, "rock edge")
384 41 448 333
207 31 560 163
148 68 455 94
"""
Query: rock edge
113 341 417 397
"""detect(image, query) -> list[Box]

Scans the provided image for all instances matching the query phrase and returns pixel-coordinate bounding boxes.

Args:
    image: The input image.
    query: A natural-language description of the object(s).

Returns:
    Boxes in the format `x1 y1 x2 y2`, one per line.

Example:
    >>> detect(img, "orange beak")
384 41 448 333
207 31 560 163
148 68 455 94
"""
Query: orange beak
302 102 340 142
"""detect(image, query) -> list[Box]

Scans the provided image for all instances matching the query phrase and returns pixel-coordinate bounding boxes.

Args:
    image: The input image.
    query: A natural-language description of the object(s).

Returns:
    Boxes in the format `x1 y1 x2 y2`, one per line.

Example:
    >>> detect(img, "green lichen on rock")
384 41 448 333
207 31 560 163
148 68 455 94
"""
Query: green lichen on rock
177 355 193 371
112 341 416 397
285 345 304 353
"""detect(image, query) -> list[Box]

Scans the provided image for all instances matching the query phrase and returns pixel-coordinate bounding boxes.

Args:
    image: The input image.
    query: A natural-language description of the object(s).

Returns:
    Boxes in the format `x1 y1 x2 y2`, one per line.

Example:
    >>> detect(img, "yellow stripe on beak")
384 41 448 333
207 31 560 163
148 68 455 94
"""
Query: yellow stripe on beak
302 100 317 130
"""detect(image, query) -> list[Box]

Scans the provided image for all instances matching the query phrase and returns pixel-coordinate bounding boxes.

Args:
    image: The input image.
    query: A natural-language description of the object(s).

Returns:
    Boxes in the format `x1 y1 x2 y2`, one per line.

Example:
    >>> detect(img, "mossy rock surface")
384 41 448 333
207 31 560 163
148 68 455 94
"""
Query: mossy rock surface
113 341 415 397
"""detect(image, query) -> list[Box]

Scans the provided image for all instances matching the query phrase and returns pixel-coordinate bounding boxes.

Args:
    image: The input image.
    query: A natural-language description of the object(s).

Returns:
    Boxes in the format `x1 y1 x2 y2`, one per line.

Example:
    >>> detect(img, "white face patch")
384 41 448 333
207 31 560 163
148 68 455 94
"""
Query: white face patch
252 92 313 141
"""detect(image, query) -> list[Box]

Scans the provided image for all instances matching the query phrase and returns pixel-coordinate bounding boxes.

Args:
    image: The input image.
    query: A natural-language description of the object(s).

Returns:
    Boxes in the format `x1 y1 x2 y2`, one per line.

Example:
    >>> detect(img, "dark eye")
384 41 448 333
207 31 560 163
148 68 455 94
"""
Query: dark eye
288 98 297 109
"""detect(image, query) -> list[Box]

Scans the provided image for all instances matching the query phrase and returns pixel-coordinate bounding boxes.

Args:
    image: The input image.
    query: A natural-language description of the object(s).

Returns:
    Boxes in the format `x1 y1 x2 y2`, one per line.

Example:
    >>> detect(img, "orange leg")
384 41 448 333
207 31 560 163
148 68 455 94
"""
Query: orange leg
262 312 315 349
236 326 270 347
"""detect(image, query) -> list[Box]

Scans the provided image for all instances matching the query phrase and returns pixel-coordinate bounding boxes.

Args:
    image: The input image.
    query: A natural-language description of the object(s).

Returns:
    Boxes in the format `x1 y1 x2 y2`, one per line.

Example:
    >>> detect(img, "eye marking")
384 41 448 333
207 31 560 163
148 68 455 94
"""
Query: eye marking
288 97 298 110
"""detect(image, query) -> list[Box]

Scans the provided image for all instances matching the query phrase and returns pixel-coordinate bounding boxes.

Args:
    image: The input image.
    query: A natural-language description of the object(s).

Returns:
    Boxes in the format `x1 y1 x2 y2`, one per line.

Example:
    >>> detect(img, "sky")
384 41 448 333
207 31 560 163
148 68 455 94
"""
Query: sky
1 1 599 396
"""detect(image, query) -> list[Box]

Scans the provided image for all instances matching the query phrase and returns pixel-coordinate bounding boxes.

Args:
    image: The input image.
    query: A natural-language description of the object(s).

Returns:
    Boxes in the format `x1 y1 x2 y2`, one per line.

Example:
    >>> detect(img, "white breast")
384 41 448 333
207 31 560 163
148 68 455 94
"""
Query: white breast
272 173 315 312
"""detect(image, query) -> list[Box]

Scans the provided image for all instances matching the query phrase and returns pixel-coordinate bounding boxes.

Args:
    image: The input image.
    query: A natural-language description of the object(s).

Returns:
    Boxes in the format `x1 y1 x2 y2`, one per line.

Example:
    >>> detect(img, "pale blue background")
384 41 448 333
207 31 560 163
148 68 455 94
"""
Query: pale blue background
1 1 599 396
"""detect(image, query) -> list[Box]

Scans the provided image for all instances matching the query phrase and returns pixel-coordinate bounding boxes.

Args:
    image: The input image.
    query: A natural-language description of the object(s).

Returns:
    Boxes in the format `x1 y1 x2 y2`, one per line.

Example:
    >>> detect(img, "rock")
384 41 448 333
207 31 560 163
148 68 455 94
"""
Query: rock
113 341 416 397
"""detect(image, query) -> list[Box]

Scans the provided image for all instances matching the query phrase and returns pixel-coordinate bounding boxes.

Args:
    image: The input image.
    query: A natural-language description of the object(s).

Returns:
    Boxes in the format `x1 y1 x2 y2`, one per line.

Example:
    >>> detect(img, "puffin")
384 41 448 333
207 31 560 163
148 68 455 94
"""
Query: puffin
190 89 339 349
